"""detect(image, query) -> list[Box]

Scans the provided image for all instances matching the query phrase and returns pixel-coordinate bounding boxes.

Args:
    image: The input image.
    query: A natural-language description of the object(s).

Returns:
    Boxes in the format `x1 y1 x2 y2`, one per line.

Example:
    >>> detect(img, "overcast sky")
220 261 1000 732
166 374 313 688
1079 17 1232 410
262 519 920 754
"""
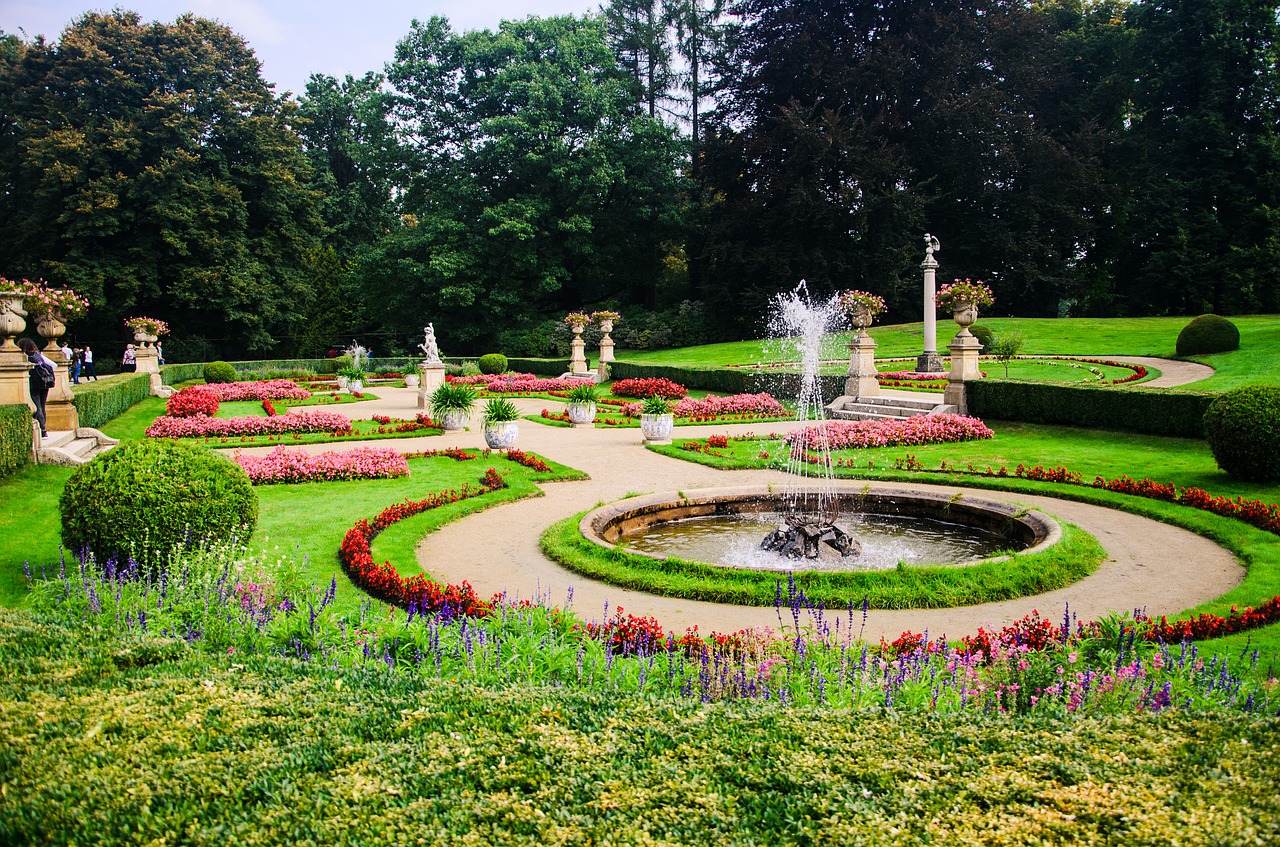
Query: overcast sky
0 1 602 96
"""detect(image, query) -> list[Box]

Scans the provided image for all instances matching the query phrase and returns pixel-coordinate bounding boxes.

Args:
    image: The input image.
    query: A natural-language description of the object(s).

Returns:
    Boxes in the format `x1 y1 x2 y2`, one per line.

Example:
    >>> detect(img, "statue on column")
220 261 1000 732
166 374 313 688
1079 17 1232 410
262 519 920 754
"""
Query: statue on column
419 324 442 364
924 233 941 261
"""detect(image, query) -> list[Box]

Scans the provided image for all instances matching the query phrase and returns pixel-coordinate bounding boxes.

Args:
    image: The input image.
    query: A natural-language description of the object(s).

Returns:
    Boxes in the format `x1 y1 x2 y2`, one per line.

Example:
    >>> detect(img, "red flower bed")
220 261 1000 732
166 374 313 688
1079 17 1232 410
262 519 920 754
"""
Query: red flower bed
506 449 551 472
585 606 668 654
610 377 688 400
166 386 220 417
262 399 278 417
1142 597 1280 642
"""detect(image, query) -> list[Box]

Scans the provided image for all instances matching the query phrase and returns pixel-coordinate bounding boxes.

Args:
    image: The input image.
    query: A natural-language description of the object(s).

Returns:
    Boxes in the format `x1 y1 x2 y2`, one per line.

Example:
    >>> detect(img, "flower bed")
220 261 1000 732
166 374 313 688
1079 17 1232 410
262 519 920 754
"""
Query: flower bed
205 379 311 402
146 410 354 439
166 386 220 418
611 377 688 399
786 414 995 451
232 446 409 484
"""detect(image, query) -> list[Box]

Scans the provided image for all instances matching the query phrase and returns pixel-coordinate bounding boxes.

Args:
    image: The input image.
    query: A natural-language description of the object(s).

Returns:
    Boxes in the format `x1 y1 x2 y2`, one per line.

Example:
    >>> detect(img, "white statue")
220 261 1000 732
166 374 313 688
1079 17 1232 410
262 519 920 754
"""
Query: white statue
419 324 441 364
345 340 367 369
923 232 941 260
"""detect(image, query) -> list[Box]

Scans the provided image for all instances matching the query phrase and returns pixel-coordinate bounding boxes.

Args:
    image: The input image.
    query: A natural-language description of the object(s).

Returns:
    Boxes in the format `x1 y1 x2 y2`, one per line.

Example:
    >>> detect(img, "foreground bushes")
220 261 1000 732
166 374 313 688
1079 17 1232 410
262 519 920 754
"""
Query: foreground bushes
0 404 32 478
59 439 257 564
1203 384 1280 481
966 379 1216 437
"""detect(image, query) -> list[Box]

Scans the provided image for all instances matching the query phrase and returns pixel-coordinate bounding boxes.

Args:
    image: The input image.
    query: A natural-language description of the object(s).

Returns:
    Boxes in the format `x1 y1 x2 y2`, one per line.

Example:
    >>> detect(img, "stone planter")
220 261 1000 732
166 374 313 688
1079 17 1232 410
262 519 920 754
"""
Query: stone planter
440 409 469 431
404 374 420 388
35 311 67 353
337 376 349 392
567 401 596 426
0 293 27 349
133 330 159 347
347 380 363 393
640 413 674 443
951 302 978 336
484 420 519 450
849 306 873 338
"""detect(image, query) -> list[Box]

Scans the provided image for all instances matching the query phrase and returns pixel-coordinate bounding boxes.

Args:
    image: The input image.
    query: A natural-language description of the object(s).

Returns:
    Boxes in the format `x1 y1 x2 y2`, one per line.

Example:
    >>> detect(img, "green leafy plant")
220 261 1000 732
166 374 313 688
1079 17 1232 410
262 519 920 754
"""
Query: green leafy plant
59 439 257 565
566 383 599 404
641 395 673 415
337 365 367 382
969 323 994 352
1203 384 1280 481
483 398 520 424
431 382 478 414
478 353 509 375
988 331 1025 377
202 361 237 384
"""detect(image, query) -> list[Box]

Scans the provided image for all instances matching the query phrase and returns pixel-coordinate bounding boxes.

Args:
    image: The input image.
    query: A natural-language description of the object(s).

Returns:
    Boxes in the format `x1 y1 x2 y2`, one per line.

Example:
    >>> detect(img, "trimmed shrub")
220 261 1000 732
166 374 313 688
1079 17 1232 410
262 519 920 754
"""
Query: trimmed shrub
60 439 257 565
507 357 570 376
1203 384 1280 481
160 362 204 385
1176 314 1240 356
966 379 1217 438
72 375 151 429
478 353 509 375
0 404 33 477
203 361 237 384
969 324 994 352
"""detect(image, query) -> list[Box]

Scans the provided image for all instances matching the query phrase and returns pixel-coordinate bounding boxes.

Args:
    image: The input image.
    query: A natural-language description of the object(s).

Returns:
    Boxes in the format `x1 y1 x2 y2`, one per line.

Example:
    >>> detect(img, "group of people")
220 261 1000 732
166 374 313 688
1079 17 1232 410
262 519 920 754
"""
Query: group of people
57 343 98 383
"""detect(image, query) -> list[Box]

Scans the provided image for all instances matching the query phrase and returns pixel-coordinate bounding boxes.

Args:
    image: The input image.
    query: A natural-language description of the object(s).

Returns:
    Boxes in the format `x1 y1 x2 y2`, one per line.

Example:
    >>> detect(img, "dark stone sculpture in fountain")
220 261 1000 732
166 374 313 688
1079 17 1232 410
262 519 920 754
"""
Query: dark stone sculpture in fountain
761 514 862 560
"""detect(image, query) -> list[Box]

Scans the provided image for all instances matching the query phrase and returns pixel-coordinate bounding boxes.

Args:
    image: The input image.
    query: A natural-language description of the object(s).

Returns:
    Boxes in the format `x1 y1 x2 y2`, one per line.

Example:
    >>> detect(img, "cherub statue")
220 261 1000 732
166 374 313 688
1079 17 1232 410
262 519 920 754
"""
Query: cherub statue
419 324 441 364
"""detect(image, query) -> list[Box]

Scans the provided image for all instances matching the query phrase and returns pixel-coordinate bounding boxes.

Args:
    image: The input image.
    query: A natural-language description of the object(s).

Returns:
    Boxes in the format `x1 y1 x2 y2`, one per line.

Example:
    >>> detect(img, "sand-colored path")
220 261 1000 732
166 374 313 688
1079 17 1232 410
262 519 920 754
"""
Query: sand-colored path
232 358 1235 640
1103 356 1215 388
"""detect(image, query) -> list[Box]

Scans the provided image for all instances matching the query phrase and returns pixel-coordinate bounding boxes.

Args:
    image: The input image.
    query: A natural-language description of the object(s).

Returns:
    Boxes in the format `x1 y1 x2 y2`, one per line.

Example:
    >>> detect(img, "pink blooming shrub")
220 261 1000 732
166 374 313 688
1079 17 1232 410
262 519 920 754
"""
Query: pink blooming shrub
145 410 354 438
486 375 595 393
233 446 409 484
620 393 786 419
204 379 311 401
786 414 994 450
876 370 949 381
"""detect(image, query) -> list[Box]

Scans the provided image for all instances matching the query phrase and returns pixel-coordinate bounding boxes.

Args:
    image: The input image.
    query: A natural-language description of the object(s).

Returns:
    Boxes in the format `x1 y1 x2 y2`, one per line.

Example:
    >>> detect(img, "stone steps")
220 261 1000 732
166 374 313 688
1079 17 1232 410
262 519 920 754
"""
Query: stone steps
827 395 958 422
37 428 119 466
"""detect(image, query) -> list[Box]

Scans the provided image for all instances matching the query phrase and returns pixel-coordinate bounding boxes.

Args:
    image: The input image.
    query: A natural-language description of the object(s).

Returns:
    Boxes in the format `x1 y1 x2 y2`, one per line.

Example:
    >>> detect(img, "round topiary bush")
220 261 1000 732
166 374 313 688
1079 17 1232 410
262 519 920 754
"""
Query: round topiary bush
478 353 509 375
203 360 237 384
1176 314 1240 356
60 439 258 564
969 324 994 353
1203 384 1280 481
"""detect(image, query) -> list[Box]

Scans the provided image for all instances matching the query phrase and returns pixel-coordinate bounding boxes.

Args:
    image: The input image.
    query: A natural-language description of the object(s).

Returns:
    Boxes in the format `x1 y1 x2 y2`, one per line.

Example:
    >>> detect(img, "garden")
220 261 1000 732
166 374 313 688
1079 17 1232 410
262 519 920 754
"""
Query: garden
2 313 1280 845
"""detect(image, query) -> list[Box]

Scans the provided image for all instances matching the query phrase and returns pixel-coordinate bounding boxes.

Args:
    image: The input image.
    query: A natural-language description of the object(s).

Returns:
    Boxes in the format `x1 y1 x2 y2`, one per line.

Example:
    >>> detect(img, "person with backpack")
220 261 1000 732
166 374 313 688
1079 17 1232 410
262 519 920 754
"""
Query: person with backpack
18 337 55 437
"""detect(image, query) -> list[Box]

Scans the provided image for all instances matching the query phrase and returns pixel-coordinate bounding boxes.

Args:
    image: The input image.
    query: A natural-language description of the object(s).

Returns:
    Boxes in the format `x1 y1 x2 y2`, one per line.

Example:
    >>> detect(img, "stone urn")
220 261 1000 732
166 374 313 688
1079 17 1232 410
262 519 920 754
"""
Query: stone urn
336 375 349 392
440 409 469 431
133 330 159 347
0 292 27 348
849 306 874 339
347 380 363 393
640 412 674 443
404 373 420 388
951 303 978 336
484 420 519 450
567 401 596 425
35 310 67 352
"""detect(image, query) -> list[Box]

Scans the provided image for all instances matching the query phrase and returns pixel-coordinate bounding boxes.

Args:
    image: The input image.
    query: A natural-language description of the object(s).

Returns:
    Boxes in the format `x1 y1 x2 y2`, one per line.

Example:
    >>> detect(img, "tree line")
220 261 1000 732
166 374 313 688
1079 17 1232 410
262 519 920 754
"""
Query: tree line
0 1 1276 361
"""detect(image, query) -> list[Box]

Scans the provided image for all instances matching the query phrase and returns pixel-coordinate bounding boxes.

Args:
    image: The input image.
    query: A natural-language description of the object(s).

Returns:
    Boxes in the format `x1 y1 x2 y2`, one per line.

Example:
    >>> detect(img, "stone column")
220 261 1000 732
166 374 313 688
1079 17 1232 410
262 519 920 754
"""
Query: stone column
35 311 79 431
917 237 945 373
569 323 590 375
0 292 33 413
597 318 615 379
417 362 446 412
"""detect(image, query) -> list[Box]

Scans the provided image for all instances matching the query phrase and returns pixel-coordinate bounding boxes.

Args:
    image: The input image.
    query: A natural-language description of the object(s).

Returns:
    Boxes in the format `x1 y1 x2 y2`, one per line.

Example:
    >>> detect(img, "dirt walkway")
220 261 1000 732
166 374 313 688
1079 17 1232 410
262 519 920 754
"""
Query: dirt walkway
1101 356 1214 388
233 362 1237 640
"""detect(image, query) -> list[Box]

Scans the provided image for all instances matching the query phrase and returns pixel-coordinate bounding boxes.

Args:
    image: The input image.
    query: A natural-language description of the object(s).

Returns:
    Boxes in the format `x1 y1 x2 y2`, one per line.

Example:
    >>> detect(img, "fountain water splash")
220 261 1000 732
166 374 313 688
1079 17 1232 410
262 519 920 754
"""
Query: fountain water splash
762 281 859 559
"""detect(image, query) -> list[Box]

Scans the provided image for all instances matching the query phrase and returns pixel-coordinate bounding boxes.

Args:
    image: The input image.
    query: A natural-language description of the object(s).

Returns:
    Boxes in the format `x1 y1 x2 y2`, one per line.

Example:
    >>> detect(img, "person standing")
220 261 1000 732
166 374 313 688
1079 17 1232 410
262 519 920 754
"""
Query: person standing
156 343 164 365
122 344 136 372
60 342 72 363
82 345 97 380
71 346 82 384
19 337 55 437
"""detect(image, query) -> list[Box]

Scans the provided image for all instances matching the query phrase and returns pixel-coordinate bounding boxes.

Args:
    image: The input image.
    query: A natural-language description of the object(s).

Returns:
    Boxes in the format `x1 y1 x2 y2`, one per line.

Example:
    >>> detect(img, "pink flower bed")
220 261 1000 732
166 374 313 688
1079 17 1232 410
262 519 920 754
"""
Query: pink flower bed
205 379 311 401
619 392 787 419
233 446 409 484
877 370 949 381
786 414 994 450
145 410 354 438
485 375 595 393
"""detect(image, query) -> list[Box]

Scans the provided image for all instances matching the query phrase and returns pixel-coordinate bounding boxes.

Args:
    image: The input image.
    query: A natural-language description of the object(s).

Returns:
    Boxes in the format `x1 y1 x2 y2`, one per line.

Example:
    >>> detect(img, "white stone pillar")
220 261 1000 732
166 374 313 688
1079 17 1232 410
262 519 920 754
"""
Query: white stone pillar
917 234 945 372
418 363 446 412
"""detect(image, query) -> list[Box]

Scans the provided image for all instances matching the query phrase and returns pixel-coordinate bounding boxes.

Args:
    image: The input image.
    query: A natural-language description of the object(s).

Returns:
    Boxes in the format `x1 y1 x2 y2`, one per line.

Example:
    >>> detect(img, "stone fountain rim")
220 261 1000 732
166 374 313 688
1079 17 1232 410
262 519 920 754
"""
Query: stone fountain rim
580 483 1062 570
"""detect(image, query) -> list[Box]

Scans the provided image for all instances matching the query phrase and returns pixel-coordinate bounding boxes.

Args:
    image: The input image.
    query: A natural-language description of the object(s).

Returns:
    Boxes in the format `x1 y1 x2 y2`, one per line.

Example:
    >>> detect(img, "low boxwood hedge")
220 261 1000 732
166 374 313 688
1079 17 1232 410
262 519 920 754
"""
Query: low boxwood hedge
0 403 33 478
966 379 1217 438
71 374 151 430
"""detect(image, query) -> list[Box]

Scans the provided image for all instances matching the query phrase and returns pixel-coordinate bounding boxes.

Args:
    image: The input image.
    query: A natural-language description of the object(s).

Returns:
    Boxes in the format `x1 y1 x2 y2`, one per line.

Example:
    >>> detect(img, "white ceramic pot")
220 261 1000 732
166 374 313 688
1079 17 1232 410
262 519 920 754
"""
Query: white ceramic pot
347 380 363 393
440 409 469 431
640 413 674 442
567 402 596 425
404 374 419 388
484 420 519 449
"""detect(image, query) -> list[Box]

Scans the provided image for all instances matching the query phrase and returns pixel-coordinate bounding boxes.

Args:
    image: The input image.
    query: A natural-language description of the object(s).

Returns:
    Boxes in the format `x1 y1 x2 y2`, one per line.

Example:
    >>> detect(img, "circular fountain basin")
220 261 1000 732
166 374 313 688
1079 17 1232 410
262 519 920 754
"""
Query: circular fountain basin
581 485 1061 572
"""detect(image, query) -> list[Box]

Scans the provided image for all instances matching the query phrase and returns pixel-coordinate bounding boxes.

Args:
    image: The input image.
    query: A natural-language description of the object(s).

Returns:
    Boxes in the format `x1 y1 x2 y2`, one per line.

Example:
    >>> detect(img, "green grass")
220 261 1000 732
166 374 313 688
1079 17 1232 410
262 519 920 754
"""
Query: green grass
543 515 1104 610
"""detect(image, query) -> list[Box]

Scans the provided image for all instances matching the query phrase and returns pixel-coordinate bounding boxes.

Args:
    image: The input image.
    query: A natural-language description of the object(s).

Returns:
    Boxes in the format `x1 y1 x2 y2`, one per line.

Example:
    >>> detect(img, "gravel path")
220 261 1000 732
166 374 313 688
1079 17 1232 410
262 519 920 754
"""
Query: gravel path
1099 356 1215 388
231 359 1237 640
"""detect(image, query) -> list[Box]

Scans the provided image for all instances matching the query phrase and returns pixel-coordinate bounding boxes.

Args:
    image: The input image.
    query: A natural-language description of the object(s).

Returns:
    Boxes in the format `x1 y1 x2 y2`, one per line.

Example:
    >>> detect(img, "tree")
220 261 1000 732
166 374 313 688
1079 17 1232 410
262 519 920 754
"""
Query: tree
368 15 687 353
988 331 1025 377
602 0 675 119
0 11 324 357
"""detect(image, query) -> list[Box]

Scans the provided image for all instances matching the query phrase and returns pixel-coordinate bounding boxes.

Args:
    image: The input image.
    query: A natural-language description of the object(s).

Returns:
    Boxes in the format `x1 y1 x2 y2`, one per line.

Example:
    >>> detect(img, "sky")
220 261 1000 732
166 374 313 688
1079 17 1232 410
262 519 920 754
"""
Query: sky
0 0 602 96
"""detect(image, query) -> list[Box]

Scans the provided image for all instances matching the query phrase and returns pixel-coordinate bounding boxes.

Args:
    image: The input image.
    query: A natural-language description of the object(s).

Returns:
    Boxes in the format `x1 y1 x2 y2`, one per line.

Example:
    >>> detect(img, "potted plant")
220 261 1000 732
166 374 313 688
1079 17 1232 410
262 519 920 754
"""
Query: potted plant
337 364 366 393
565 382 598 425
835 289 887 335
639 394 675 443
936 278 995 334
482 398 520 449
430 382 478 431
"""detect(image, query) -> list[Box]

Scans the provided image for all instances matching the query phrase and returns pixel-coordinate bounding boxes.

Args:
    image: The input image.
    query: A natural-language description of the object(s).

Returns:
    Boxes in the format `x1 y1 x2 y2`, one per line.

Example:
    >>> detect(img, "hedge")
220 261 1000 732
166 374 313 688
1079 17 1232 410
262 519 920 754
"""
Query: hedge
0 404 32 478
71 374 152 430
608 359 845 400
965 379 1217 438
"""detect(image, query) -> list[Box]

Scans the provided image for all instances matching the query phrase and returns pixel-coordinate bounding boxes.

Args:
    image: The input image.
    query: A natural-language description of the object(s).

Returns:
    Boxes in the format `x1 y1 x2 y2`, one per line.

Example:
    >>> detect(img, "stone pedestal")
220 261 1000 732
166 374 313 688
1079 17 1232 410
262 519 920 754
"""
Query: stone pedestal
843 332 880 398
0 294 33 413
569 324 590 375
417 363 446 412
943 331 983 414
598 319 615 366
34 313 79 430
